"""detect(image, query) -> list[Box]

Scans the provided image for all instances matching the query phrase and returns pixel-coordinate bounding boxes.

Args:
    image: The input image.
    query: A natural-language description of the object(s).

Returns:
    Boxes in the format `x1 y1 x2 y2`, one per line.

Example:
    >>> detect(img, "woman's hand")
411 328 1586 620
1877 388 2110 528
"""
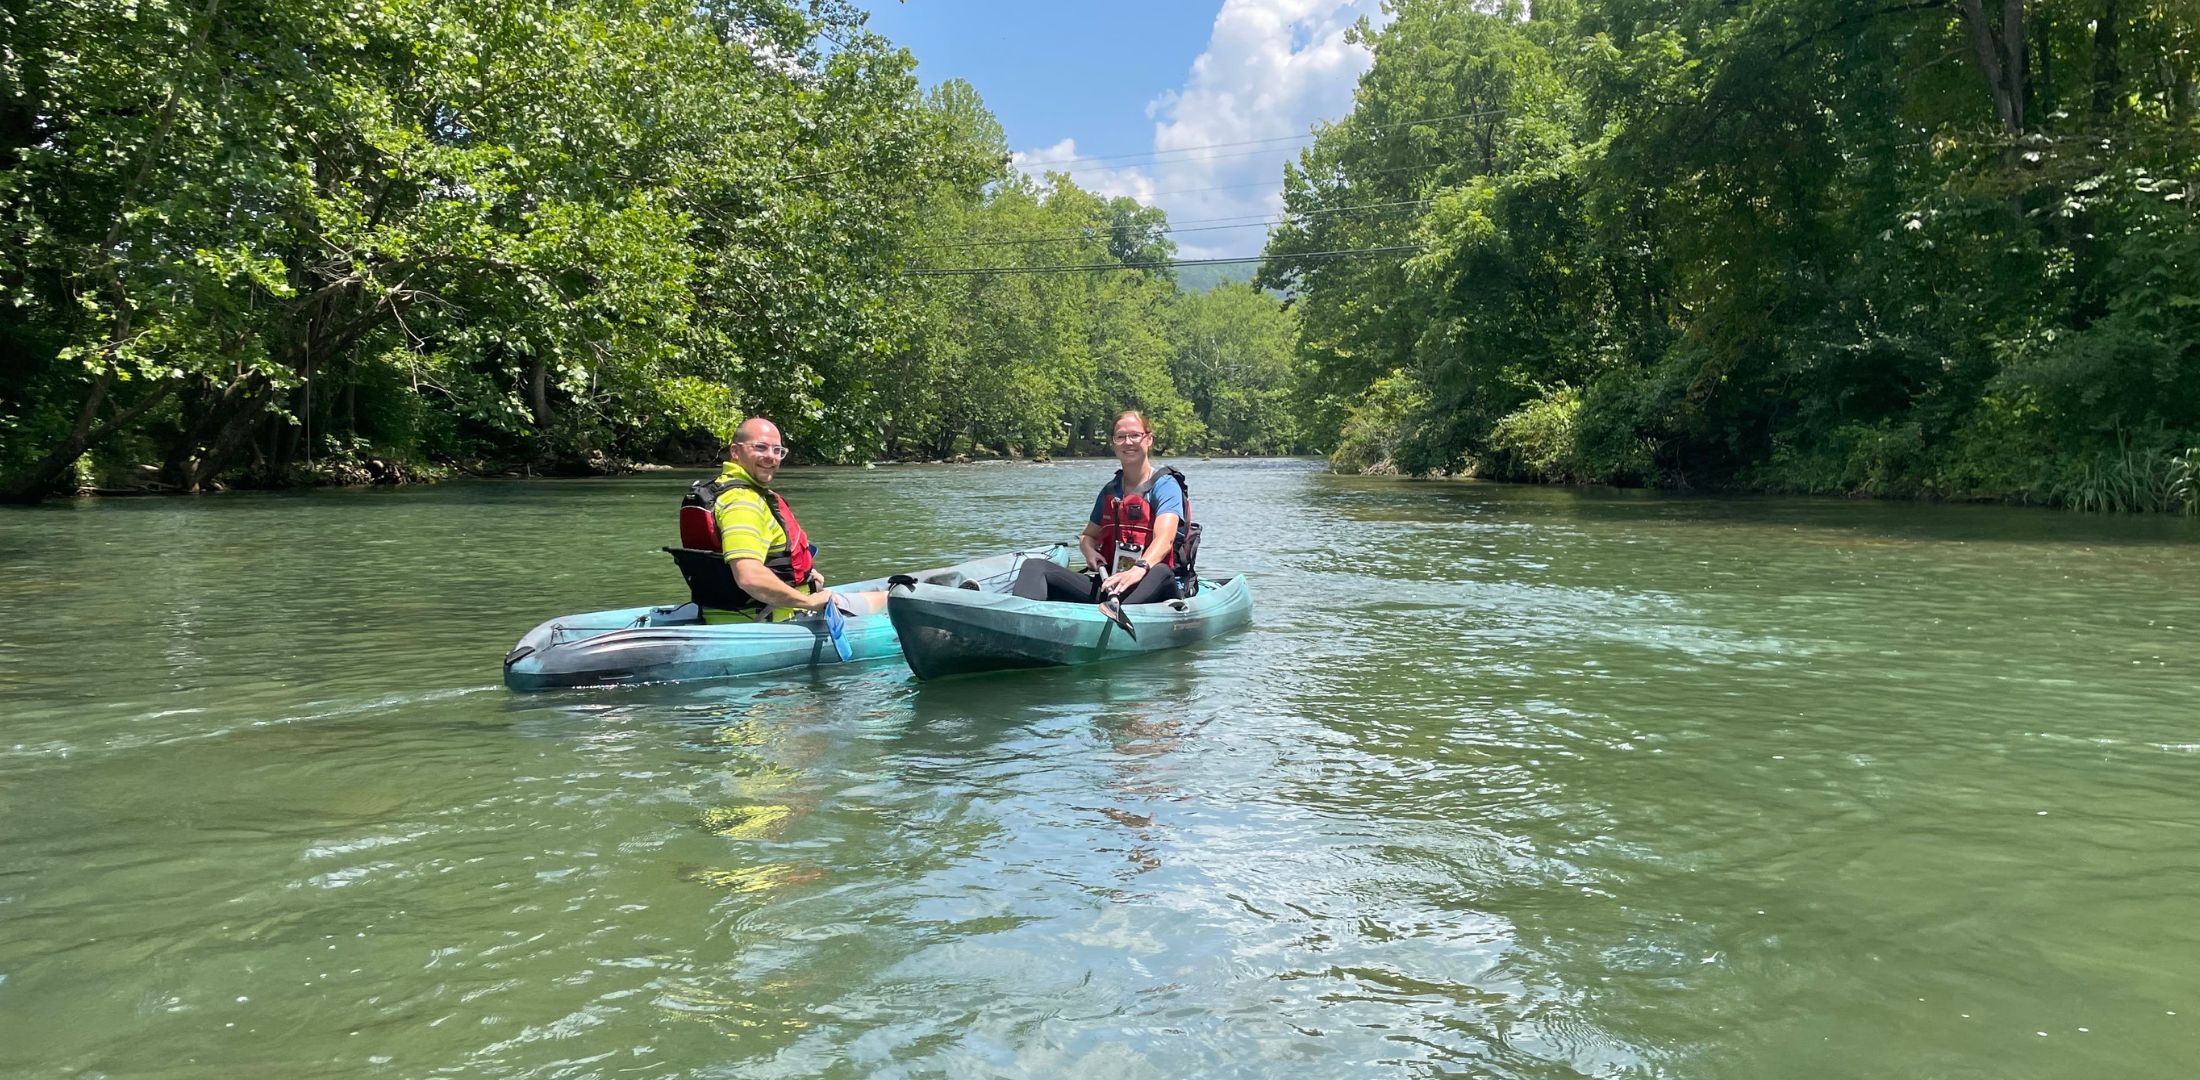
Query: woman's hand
1100 564 1147 597
805 568 826 591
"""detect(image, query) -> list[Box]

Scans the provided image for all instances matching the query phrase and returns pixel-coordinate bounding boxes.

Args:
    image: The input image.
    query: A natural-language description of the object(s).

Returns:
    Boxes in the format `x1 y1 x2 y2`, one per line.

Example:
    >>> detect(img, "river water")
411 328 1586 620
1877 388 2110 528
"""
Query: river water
2 458 2194 1078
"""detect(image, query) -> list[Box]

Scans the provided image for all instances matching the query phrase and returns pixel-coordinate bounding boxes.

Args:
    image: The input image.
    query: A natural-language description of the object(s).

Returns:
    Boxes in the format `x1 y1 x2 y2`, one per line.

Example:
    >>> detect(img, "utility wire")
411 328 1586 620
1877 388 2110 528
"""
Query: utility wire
918 199 1433 252
1017 130 1335 169
909 110 1506 258
902 245 1424 277
1013 107 1515 169
1146 197 1435 228
1129 159 1463 200
1027 141 1369 174
923 220 1282 253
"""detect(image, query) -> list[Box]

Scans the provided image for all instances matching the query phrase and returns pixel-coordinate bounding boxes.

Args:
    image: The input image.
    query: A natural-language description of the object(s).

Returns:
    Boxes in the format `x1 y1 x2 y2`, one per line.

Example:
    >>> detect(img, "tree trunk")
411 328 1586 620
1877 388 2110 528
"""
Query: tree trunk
273 384 303 477
1957 0 2028 134
2090 0 2122 116
165 372 262 491
189 383 273 491
528 355 552 429
0 362 116 502
2034 9 2053 115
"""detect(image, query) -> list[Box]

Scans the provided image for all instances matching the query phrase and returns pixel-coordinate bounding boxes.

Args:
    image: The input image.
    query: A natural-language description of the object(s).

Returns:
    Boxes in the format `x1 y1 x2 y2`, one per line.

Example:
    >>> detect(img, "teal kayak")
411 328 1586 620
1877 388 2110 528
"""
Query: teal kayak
885 573 1253 680
503 545 1071 690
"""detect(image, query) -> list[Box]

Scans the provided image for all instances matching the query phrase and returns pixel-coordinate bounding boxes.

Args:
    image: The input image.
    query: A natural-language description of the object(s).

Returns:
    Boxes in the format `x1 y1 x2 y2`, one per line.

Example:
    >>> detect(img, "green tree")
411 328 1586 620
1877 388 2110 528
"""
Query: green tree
0 0 981 497
1261 0 2200 508
1166 284 1300 452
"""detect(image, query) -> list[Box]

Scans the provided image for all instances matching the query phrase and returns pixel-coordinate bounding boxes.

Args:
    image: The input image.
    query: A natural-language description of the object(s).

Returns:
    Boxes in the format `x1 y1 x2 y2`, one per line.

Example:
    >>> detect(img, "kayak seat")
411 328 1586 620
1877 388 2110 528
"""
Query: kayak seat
662 546 756 612
678 504 720 551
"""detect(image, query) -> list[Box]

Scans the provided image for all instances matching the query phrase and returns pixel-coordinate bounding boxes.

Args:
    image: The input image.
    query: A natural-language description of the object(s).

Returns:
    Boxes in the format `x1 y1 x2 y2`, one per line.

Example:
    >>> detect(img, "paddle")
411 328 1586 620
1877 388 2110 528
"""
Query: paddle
1097 591 1138 641
821 598 853 662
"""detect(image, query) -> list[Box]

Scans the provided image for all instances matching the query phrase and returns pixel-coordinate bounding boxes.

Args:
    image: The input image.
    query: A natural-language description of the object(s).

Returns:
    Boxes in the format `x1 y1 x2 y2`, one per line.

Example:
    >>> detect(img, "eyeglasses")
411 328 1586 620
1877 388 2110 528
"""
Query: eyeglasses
742 441 789 459
1110 432 1150 444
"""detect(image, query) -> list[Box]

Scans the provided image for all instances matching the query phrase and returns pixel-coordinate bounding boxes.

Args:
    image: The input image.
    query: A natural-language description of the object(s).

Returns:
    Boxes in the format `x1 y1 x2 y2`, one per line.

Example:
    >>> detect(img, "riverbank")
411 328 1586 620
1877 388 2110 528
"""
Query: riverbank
49 440 2193 519
51 452 692 498
1341 449 2200 517
45 448 1283 499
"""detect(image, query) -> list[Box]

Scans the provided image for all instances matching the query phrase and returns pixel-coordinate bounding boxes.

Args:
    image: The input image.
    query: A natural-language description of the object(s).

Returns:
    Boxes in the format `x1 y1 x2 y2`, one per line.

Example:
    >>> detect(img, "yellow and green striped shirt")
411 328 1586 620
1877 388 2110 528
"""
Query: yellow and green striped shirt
708 461 788 568
705 461 804 623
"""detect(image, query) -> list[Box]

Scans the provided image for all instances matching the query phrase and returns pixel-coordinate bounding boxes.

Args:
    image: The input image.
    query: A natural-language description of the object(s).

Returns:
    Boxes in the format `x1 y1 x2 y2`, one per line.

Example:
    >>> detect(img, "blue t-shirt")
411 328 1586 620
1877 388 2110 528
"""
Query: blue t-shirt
1089 472 1187 551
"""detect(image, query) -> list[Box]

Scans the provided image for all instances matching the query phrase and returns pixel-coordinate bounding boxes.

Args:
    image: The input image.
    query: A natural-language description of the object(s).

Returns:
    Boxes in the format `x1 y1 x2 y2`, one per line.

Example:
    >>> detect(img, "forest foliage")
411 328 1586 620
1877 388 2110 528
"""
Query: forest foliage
9 0 2196 512
0 0 1300 499
1265 0 2200 510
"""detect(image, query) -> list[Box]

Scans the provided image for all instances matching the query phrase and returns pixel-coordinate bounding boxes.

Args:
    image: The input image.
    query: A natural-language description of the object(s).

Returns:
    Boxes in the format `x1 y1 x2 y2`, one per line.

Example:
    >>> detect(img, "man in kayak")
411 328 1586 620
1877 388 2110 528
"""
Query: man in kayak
699 417 838 620
1011 409 1191 606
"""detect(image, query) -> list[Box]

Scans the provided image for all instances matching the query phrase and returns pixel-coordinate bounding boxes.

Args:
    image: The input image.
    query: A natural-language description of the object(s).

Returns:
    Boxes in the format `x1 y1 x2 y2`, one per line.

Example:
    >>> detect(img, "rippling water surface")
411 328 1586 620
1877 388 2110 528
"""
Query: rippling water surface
3 459 2196 1077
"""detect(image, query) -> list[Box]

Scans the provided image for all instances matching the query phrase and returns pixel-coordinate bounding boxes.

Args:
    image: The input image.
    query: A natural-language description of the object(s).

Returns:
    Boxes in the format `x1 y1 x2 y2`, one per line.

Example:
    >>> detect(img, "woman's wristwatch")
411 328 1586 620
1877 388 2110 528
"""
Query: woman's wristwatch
1132 557 1152 570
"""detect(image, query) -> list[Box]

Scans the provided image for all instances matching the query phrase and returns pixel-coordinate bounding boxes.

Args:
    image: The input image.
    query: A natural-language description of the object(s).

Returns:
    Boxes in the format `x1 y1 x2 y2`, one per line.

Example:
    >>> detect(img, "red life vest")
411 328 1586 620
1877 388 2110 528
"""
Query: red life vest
679 474 815 597
1096 466 1192 573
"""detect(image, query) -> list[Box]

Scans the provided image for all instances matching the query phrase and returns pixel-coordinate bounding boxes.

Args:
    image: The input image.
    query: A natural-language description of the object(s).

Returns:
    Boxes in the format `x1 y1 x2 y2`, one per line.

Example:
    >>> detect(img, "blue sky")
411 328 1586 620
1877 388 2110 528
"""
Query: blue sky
857 1 1388 258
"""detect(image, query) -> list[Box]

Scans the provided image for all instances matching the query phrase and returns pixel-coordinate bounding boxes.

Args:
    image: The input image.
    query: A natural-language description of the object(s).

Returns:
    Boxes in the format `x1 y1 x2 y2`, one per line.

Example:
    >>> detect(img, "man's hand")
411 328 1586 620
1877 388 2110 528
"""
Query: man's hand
801 588 839 612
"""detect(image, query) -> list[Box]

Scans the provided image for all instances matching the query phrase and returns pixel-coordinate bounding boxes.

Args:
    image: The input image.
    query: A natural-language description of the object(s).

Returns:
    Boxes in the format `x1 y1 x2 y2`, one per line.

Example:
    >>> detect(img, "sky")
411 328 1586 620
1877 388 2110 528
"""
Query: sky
857 0 1389 259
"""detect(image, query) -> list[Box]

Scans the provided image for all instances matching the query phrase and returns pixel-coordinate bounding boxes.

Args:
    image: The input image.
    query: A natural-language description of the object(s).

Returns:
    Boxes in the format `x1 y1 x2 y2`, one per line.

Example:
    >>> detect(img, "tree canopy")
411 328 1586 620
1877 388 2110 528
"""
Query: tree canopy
1265 0 2200 510
12 0 2194 512
1 0 1302 499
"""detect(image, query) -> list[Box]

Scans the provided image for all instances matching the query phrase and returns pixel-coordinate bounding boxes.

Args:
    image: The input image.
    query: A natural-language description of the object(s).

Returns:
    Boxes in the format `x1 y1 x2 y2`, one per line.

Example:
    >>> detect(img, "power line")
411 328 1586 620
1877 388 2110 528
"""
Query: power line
901 245 1424 277
923 219 1280 254
1017 130 1332 170
918 199 1434 252
1130 159 1460 200
1013 107 1515 170
1156 197 1435 228
1028 141 1360 175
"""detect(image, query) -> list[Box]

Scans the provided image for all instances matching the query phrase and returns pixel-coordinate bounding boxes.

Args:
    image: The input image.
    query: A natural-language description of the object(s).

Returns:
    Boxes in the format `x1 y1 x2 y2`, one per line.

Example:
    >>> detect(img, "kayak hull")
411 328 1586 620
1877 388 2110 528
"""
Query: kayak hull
502 546 1070 690
886 574 1253 681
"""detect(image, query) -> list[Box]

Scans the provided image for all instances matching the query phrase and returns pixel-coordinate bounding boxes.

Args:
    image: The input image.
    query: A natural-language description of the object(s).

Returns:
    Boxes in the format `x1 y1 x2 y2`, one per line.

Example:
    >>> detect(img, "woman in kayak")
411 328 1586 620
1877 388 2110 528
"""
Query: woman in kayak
1012 410 1189 606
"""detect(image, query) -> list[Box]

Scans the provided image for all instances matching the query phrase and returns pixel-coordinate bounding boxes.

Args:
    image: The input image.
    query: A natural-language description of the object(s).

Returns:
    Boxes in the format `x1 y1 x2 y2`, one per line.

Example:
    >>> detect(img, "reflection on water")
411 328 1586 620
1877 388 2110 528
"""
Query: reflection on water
2 461 2197 1078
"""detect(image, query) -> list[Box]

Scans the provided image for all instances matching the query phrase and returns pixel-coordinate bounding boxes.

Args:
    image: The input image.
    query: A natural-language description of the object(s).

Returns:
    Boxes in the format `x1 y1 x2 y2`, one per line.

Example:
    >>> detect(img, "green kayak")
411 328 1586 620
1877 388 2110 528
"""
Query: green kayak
885 573 1253 680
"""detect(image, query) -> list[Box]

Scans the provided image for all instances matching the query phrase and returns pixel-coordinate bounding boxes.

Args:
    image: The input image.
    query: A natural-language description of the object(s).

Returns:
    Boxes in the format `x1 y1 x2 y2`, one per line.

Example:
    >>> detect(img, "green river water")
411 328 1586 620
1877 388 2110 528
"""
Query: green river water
2 458 2195 1078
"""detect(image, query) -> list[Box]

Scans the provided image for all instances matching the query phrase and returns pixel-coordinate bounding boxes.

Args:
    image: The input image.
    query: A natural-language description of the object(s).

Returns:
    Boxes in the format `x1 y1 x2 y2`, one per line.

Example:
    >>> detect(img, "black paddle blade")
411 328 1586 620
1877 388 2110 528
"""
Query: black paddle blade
887 574 918 590
1099 597 1137 641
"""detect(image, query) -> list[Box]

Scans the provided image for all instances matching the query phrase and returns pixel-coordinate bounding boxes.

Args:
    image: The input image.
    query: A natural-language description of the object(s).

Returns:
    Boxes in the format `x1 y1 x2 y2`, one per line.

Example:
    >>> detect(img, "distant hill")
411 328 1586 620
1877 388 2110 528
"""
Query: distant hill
1173 261 1260 293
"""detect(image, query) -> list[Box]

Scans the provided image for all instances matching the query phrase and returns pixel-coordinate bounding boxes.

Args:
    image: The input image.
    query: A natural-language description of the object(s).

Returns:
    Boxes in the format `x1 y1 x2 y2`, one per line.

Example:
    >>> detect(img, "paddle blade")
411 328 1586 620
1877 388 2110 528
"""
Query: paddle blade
822 601 853 662
1098 597 1137 641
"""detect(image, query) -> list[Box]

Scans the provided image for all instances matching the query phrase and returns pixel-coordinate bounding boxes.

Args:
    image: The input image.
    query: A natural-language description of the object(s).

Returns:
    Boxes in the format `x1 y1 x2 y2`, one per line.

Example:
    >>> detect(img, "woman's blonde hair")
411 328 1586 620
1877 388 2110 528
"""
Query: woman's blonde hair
1112 410 1150 436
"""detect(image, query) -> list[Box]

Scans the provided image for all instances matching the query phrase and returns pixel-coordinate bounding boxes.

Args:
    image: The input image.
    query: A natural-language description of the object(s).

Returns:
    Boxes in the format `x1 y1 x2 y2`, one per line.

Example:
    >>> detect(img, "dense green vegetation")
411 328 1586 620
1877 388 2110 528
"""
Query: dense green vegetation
1266 0 2200 511
0 0 1300 499
11 0 2195 511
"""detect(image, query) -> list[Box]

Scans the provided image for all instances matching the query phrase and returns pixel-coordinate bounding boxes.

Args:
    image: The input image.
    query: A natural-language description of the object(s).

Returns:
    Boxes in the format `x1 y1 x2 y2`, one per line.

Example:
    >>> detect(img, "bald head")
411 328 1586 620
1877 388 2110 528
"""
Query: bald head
734 417 781 444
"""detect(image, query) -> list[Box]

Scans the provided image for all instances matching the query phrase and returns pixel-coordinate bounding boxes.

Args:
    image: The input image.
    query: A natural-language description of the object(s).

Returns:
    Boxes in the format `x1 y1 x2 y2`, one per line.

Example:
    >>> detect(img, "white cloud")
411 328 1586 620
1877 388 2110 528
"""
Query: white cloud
1010 137 1159 205
1012 0 1389 260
